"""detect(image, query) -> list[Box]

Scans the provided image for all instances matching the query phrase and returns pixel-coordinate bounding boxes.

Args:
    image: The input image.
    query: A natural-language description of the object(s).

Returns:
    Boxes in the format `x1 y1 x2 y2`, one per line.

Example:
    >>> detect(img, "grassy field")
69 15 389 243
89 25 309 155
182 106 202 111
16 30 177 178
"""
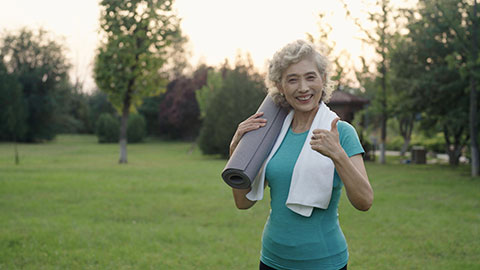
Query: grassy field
0 135 479 270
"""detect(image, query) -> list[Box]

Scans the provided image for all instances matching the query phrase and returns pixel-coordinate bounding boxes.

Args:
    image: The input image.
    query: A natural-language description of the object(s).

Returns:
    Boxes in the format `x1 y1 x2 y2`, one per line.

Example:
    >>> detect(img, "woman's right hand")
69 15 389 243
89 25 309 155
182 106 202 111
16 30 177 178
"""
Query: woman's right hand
229 112 267 156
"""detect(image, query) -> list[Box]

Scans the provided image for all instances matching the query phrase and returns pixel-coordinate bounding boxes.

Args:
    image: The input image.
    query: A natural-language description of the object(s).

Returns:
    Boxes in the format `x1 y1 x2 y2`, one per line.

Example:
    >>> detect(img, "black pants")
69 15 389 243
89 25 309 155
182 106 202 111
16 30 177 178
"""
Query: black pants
259 261 347 270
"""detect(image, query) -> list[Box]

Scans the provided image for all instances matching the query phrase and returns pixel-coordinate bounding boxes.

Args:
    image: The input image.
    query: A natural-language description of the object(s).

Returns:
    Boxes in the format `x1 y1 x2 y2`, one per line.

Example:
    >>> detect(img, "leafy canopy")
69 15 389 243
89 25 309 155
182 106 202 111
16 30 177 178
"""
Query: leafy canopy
94 0 183 112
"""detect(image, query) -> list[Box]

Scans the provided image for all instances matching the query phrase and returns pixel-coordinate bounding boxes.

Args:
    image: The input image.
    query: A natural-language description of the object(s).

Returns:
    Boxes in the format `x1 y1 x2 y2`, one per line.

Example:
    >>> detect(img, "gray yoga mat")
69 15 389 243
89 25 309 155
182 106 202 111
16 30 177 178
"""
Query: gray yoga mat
221 95 288 189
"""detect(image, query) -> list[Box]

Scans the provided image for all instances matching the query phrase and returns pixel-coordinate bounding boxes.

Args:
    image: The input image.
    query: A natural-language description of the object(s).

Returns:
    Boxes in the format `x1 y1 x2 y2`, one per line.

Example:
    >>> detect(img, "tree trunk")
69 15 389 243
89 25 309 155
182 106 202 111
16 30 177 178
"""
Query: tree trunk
444 125 467 166
470 0 479 176
399 115 414 156
447 145 462 166
471 75 479 174
13 133 19 165
400 137 411 156
380 73 387 164
379 1 388 164
119 94 131 164
119 109 128 164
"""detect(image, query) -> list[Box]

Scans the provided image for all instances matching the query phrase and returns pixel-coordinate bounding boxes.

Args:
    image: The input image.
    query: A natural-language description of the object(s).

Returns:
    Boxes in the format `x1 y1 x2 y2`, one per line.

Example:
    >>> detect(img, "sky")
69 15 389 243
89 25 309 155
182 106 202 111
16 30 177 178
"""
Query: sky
0 0 416 92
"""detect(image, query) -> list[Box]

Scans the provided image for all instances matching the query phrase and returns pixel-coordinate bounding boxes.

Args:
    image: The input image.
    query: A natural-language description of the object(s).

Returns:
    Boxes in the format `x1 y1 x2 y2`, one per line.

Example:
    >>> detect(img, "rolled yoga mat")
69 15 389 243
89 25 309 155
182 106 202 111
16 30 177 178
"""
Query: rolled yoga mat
221 95 288 189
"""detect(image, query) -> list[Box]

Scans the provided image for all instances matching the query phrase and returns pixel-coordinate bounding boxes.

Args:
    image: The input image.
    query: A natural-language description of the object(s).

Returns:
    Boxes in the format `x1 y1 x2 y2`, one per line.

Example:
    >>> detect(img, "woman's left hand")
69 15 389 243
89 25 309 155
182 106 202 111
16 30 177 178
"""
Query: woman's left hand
310 118 342 159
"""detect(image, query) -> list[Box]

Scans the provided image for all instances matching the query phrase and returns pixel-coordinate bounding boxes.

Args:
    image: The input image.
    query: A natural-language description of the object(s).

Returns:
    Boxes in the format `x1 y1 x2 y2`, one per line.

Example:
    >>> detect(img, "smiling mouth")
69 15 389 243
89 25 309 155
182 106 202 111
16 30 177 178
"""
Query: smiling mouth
296 94 313 101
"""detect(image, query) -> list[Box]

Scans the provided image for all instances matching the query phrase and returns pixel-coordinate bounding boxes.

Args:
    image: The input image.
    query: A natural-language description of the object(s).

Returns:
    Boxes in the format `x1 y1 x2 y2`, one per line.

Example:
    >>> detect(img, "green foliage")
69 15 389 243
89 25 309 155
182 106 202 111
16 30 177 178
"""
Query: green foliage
0 28 71 142
0 60 27 141
96 113 119 143
198 64 265 158
413 133 446 153
387 133 446 153
94 0 184 112
127 114 146 143
394 0 473 164
94 0 186 162
138 95 164 136
195 68 223 119
87 90 117 133
52 81 92 134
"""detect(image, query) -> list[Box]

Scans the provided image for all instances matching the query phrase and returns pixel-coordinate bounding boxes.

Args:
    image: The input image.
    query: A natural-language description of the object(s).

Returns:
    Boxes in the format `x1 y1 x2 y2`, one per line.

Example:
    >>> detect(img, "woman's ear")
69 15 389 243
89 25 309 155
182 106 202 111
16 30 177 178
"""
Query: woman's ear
275 82 284 95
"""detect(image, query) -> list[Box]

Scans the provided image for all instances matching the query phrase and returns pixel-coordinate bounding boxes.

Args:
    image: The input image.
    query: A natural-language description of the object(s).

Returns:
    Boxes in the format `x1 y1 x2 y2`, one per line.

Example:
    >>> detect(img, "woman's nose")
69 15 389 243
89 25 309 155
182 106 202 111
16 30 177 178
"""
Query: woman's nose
299 79 308 92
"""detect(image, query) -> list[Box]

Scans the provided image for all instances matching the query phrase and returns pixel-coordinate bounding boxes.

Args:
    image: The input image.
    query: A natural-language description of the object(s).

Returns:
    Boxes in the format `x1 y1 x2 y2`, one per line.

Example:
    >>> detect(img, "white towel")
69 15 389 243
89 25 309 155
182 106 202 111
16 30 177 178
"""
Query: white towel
246 101 338 217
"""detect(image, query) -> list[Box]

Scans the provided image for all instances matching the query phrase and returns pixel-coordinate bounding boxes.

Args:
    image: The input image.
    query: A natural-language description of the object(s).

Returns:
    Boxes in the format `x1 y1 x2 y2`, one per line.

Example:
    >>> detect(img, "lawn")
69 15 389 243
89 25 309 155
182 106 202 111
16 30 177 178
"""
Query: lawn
0 135 479 270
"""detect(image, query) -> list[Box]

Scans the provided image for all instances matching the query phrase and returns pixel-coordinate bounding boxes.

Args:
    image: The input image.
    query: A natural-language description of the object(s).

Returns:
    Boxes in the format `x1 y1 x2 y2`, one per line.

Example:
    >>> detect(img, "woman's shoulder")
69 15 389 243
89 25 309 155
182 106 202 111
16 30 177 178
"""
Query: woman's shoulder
337 120 363 153
337 120 357 135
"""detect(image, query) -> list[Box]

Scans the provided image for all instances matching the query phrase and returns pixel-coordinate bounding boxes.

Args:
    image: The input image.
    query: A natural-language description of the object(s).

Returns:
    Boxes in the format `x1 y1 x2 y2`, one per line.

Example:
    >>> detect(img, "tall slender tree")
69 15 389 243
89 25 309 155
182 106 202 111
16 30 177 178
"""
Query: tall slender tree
470 0 479 176
343 0 395 164
94 0 185 163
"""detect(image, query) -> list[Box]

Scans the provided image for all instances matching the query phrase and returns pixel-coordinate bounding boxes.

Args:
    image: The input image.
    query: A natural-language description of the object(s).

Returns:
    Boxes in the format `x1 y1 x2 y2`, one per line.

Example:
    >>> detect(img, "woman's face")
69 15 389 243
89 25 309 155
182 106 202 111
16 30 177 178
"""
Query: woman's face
279 55 324 113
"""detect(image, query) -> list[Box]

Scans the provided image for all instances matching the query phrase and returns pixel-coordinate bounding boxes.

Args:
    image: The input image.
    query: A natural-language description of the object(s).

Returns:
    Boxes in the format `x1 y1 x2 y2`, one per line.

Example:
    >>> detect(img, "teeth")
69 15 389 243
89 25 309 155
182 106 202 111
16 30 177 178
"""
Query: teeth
297 95 312 101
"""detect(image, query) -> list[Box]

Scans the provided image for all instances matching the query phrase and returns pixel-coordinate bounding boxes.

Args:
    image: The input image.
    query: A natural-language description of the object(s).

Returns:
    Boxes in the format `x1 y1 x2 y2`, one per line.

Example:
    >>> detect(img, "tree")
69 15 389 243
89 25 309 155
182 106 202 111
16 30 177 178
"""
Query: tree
157 66 208 140
471 0 479 175
53 80 91 134
343 0 396 164
401 0 472 165
94 0 184 163
425 0 480 171
195 67 223 120
0 60 26 164
389 34 423 156
0 28 71 142
197 61 265 158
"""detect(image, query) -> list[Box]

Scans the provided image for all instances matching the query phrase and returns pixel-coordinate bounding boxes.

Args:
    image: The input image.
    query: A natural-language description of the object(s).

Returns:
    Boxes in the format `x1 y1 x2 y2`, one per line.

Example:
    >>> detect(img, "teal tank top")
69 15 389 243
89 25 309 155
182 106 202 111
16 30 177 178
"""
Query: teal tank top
261 121 364 270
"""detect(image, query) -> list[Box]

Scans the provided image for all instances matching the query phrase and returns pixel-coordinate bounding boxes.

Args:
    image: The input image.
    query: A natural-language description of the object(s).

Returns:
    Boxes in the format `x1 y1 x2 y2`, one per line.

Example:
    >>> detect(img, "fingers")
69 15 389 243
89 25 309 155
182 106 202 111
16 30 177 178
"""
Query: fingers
311 128 327 136
242 112 266 126
330 117 340 132
239 122 266 134
237 112 267 136
231 112 267 155
310 144 322 153
311 129 326 140
247 112 264 120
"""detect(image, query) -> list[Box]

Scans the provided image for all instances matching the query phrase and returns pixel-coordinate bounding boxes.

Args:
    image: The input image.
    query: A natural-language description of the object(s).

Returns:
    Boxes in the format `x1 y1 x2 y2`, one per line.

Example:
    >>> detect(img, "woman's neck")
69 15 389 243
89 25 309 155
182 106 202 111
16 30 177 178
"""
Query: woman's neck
291 105 319 133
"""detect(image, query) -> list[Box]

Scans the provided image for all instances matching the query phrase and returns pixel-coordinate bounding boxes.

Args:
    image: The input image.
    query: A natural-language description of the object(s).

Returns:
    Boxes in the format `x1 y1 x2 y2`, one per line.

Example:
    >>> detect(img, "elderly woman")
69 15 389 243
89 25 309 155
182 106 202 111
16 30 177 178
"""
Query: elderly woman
229 40 373 270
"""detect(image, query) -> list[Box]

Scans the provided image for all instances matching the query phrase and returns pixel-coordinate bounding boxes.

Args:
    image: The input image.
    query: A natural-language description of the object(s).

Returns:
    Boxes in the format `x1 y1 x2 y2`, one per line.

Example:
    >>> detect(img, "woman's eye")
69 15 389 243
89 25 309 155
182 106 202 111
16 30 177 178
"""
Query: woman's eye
307 76 316 80
288 79 297 83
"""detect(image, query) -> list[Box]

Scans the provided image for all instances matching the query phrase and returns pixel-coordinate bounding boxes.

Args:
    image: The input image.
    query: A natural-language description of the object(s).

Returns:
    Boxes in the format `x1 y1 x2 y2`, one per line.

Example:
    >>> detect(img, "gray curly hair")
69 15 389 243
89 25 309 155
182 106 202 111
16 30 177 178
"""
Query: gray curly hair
265 40 336 108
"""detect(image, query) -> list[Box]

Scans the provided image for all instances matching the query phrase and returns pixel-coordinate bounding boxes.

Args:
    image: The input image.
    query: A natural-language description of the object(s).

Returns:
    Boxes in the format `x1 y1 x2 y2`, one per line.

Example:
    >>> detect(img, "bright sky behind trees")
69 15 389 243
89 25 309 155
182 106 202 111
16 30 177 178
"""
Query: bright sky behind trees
0 0 415 91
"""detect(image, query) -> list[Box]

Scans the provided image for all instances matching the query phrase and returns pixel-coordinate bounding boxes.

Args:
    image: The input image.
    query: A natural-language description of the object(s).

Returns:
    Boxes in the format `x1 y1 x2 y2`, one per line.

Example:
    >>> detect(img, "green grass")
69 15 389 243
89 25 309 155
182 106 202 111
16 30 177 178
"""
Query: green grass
0 135 479 269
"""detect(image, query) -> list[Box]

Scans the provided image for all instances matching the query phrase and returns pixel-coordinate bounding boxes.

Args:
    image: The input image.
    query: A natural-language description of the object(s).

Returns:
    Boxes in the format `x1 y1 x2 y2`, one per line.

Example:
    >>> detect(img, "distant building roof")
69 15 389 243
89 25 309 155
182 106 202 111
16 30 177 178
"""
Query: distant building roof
327 90 370 123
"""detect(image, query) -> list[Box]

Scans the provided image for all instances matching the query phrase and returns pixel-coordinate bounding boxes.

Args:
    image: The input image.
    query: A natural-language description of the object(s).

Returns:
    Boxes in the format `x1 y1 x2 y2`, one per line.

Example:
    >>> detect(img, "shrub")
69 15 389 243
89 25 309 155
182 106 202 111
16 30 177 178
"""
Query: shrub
386 136 404 151
157 67 208 140
127 114 147 143
412 132 445 153
87 91 117 134
197 66 265 158
96 113 119 143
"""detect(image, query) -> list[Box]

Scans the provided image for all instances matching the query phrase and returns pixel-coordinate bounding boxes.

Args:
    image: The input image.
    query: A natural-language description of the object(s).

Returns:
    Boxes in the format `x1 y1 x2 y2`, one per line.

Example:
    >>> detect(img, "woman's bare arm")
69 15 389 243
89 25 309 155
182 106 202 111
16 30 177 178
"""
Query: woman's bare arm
310 118 373 211
330 153 373 211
